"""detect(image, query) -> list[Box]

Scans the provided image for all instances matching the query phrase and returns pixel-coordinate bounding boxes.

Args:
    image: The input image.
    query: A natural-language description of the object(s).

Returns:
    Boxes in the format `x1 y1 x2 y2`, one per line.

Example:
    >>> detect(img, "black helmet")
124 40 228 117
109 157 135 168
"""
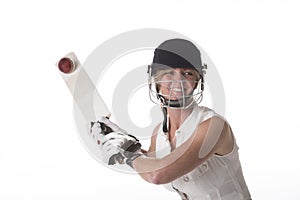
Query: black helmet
148 38 205 78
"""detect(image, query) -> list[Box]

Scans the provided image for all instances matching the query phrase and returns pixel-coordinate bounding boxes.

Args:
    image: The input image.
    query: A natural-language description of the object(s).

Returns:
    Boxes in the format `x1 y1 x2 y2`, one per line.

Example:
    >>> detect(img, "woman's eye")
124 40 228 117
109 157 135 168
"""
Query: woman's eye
163 71 175 76
183 72 193 76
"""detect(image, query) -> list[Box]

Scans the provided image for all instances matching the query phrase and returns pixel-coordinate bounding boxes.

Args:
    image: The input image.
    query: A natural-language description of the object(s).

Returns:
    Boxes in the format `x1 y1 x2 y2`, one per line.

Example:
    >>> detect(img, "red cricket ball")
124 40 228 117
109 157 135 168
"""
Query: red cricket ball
58 57 74 74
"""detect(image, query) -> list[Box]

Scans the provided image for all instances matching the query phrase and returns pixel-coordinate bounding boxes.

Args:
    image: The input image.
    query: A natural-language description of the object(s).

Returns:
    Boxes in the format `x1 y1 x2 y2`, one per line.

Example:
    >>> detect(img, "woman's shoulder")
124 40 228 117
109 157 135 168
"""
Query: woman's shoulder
197 106 225 123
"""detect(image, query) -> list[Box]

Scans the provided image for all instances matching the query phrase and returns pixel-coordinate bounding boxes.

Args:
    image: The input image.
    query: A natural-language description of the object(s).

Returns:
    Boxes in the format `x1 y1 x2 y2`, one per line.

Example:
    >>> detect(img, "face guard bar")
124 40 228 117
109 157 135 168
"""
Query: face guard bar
148 78 204 109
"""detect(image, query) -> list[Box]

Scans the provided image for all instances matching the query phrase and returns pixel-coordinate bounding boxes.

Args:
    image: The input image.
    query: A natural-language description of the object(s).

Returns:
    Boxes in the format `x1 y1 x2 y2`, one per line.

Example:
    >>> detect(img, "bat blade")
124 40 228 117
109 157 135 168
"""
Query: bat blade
56 52 111 121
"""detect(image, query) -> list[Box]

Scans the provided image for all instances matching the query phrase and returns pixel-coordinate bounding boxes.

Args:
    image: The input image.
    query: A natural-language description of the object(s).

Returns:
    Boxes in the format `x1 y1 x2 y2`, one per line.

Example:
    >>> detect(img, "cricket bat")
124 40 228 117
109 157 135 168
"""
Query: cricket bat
56 52 111 122
56 52 141 165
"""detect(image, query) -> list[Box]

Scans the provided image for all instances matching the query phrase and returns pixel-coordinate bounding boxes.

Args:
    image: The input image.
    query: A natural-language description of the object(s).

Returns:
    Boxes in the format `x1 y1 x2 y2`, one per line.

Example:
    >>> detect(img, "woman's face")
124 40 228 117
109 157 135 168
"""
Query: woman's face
158 68 198 100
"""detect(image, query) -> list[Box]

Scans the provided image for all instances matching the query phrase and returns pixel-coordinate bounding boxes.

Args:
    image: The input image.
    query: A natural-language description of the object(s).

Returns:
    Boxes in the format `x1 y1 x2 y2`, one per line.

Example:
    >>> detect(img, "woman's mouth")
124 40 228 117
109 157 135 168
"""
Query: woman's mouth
171 88 183 92
170 88 185 98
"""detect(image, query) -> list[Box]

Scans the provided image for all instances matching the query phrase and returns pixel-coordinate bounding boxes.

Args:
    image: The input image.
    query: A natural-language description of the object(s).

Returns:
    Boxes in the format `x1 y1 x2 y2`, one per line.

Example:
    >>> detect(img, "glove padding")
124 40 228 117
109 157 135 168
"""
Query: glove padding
90 117 142 166
101 132 143 167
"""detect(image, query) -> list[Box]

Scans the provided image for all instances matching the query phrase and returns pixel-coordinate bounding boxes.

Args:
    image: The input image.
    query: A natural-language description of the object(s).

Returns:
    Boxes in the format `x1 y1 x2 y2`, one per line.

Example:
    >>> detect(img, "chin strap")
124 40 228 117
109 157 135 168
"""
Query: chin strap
157 94 168 133
158 94 195 134
162 107 168 133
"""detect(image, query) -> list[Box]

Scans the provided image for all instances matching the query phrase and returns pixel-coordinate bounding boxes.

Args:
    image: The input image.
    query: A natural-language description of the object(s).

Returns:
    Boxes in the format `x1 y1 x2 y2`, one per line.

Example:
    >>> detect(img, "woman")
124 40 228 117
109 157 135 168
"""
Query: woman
90 38 251 200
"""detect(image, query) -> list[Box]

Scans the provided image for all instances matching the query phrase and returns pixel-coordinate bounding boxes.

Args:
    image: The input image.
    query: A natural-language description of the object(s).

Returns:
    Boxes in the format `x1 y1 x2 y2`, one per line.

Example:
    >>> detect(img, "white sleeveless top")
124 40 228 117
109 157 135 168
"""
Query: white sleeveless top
155 106 251 200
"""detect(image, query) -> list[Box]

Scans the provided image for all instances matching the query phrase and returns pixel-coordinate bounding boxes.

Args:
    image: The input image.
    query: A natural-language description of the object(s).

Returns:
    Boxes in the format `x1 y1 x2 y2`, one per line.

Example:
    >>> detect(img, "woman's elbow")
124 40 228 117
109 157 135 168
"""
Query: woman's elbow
150 173 161 185
148 171 172 185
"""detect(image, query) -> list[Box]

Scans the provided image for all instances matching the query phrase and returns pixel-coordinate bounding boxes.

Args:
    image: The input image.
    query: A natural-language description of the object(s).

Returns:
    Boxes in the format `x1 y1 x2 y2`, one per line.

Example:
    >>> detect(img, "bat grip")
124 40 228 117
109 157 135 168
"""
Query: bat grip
99 122 114 135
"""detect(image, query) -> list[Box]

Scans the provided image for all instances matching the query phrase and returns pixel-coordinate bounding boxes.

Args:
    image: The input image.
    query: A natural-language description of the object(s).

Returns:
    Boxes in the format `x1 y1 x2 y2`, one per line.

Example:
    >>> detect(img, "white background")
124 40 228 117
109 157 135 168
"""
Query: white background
1 0 300 199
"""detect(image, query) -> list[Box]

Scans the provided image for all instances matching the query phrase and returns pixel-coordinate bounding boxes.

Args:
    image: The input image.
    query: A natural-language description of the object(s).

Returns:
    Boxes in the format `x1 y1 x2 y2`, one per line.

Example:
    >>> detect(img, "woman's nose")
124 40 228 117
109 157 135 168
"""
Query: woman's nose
171 74 186 88
172 75 181 81
172 70 183 80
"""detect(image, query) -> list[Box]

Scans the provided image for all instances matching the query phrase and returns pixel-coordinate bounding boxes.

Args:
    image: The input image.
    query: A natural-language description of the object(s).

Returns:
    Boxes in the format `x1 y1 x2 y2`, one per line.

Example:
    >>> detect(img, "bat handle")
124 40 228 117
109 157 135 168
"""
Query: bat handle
99 122 114 135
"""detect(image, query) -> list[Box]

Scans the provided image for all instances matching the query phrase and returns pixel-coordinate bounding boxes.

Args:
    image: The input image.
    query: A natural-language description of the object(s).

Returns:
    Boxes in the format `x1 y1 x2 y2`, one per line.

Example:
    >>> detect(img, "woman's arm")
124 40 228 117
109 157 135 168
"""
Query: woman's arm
144 123 160 157
133 116 234 184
